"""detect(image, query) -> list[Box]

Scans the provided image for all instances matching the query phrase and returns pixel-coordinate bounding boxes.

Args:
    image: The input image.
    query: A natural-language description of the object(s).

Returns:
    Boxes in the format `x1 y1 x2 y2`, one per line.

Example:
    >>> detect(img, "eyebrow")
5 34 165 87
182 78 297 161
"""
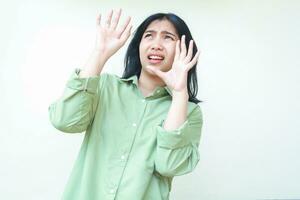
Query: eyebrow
144 30 177 38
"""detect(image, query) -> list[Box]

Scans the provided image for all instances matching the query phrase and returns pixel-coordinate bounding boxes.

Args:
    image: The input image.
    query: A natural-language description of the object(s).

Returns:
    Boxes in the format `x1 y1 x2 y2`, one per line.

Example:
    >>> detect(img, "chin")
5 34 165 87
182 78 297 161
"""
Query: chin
146 68 157 76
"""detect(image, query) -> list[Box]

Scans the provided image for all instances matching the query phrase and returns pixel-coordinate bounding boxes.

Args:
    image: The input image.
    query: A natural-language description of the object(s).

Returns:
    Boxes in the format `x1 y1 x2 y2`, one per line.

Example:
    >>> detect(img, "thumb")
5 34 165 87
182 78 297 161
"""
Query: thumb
147 66 165 79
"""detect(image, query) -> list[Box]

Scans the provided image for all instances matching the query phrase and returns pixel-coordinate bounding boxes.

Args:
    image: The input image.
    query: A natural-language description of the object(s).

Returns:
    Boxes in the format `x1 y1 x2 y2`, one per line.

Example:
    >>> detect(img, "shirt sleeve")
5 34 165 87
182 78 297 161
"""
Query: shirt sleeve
48 68 107 133
154 105 203 177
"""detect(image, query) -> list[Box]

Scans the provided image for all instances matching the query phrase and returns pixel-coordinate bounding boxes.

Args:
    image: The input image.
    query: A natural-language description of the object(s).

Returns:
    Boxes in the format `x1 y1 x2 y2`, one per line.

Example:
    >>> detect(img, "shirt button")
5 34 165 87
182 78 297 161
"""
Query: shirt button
141 99 145 103
121 155 126 160
110 189 115 194
132 123 137 127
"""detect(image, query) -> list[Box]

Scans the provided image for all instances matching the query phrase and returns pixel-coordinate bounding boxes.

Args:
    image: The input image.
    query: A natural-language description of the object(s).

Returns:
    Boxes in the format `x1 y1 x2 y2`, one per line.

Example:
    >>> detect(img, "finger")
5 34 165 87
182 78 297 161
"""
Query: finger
96 13 101 26
117 16 131 38
110 8 122 30
184 40 193 63
119 24 132 45
147 66 166 79
105 9 113 28
180 35 187 59
174 39 180 61
187 50 201 70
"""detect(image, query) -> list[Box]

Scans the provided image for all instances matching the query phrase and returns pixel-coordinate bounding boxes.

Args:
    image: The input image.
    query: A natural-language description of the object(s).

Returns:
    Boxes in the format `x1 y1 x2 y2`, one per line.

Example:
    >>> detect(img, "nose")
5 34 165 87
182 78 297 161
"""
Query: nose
151 44 163 51
150 38 163 51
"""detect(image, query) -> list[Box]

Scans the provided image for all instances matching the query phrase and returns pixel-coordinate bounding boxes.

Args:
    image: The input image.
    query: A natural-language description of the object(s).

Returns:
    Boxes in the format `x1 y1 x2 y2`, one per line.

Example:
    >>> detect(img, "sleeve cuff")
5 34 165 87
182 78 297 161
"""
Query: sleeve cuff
66 68 100 94
156 119 190 149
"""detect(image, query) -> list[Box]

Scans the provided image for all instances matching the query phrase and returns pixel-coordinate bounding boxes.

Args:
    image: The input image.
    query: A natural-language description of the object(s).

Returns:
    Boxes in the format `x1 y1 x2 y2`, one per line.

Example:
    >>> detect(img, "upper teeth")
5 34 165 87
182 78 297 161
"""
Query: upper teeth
149 55 164 59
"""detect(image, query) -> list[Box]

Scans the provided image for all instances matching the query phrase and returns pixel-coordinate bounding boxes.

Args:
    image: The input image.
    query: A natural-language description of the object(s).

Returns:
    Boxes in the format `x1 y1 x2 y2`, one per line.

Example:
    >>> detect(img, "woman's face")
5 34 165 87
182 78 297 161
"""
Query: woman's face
139 19 179 74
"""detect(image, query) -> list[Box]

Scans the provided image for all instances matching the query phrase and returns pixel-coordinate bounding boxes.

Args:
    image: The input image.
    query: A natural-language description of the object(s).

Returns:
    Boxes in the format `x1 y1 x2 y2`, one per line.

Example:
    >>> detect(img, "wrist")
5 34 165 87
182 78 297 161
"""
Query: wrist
172 89 189 100
92 48 107 57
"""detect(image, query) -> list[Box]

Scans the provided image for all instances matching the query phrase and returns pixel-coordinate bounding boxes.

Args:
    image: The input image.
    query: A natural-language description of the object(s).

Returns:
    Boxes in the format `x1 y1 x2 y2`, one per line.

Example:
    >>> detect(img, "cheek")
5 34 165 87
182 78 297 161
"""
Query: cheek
139 41 149 54
139 45 146 60
168 45 177 61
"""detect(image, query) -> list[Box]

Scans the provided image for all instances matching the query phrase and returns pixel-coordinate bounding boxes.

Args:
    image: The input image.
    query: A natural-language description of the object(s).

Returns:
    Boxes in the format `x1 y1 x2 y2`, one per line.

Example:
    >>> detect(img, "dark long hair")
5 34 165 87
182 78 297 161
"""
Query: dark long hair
122 13 202 104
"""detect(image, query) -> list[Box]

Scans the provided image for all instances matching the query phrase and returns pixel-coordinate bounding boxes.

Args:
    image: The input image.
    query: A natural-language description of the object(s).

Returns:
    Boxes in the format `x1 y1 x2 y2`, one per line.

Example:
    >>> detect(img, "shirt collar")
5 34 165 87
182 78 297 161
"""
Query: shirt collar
119 75 173 97
119 75 138 85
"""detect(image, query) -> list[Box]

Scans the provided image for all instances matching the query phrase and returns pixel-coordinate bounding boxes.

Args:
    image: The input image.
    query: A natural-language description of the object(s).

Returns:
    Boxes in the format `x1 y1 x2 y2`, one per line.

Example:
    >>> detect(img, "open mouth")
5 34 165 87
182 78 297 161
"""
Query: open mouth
147 55 165 64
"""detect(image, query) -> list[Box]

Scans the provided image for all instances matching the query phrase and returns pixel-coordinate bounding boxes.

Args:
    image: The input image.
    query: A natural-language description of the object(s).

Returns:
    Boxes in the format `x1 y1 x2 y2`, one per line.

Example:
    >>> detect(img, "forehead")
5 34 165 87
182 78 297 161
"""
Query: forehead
144 19 178 36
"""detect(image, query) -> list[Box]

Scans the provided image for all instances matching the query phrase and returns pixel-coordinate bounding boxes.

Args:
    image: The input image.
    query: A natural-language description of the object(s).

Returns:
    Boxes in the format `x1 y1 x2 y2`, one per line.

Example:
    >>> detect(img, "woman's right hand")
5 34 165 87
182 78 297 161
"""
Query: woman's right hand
94 8 132 60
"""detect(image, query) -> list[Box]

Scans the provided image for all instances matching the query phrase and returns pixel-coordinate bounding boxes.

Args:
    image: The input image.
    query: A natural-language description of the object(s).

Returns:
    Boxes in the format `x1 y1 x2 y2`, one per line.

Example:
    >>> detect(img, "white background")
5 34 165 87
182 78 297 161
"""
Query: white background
0 0 299 199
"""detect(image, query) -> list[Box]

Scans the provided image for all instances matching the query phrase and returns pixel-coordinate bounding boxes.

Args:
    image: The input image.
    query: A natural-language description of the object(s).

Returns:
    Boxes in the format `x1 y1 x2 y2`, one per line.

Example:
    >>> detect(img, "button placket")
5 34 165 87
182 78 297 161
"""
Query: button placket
120 154 127 162
83 78 89 92
106 183 117 196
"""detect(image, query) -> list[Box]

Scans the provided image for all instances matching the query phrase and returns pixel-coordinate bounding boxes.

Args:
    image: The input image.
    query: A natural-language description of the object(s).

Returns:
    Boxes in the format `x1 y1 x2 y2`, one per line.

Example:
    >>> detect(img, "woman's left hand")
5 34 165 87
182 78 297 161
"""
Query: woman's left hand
147 35 200 94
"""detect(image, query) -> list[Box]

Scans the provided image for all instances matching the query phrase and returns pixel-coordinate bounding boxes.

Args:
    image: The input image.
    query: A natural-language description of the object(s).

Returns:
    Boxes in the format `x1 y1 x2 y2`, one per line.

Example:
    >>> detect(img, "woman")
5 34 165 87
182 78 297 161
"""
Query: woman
49 8 203 200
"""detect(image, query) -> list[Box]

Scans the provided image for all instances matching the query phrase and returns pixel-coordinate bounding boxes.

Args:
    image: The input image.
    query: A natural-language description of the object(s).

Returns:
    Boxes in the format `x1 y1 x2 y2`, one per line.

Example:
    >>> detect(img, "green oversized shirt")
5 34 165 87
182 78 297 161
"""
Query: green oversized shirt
48 68 203 200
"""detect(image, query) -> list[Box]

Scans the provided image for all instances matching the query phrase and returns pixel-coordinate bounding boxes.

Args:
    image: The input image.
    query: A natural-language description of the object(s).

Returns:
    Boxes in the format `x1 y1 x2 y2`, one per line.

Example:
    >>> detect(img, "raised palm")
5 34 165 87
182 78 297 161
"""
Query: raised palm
147 35 200 92
94 9 132 59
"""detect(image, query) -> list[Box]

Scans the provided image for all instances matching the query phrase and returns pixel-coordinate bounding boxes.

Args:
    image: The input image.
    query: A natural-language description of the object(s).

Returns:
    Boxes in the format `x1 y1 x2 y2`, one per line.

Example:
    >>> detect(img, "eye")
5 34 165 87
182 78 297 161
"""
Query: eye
165 35 174 40
144 33 152 38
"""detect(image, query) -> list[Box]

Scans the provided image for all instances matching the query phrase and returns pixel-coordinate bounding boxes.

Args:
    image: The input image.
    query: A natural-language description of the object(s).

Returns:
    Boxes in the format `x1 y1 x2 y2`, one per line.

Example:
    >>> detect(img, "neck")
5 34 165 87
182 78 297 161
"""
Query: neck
138 68 165 96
